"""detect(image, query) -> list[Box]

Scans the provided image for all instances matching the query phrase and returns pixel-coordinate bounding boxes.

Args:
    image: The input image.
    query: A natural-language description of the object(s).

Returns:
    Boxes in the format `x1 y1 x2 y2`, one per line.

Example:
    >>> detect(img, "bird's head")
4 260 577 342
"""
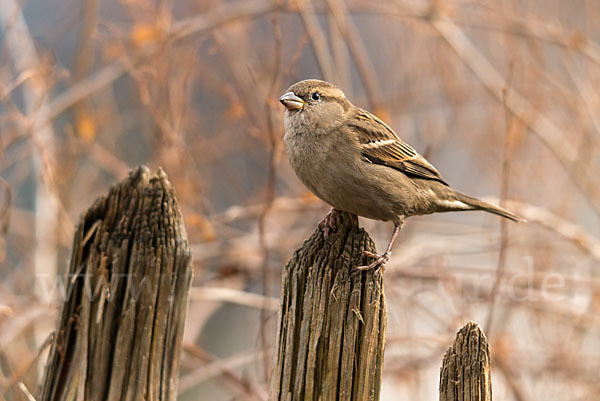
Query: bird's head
279 79 351 132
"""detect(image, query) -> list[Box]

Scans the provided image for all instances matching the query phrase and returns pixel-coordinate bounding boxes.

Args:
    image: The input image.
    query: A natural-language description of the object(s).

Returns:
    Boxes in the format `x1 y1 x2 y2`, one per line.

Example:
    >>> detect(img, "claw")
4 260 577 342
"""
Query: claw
319 208 340 245
352 252 390 276
351 218 405 276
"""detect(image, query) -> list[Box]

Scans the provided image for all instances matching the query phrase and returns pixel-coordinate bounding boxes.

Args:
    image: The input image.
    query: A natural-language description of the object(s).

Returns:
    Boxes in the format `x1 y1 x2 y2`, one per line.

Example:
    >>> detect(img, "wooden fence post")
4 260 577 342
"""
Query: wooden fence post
39 166 193 401
440 321 492 401
269 211 386 401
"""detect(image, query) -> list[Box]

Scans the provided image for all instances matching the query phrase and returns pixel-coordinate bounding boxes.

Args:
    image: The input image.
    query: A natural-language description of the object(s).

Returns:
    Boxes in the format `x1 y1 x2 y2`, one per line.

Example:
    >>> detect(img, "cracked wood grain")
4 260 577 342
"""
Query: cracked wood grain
270 211 386 401
39 166 192 401
440 322 492 401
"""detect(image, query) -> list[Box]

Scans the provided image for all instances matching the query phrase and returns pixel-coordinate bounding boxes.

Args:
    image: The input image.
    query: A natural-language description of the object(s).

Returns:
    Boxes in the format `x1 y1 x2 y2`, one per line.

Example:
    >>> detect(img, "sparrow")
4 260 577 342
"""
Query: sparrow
279 79 522 273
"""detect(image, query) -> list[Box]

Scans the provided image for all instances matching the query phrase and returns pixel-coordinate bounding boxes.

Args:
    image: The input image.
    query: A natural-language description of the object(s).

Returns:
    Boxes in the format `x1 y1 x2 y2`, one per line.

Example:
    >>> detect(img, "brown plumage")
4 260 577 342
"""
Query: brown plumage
348 108 448 185
279 79 523 272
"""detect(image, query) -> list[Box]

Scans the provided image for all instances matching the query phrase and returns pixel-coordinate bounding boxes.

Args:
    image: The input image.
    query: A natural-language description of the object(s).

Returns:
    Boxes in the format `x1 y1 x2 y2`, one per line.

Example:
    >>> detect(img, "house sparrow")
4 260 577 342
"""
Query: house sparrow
279 79 522 272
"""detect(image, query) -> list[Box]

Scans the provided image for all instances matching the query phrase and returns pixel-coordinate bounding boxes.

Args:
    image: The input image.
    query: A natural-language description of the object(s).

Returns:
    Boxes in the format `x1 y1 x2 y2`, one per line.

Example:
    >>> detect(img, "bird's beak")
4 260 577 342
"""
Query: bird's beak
279 92 304 111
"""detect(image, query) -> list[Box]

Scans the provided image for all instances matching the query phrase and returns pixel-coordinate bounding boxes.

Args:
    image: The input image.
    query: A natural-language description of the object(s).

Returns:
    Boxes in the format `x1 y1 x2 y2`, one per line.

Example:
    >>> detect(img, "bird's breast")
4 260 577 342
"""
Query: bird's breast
284 130 329 192
284 124 393 221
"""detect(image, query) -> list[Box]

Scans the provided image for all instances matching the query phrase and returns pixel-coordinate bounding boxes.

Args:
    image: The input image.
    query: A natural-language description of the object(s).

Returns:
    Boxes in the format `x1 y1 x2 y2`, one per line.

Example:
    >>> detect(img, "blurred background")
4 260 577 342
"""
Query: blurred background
1 0 600 399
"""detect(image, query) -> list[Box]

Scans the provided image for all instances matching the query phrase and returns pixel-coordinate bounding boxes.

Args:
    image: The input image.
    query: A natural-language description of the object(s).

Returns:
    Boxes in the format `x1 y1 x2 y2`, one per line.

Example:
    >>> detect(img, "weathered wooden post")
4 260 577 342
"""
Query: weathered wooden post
39 166 193 401
269 211 386 401
440 322 492 401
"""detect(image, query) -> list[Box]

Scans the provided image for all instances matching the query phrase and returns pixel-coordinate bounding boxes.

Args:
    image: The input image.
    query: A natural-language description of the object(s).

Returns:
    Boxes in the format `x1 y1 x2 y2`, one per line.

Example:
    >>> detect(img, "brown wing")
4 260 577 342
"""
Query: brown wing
348 109 449 186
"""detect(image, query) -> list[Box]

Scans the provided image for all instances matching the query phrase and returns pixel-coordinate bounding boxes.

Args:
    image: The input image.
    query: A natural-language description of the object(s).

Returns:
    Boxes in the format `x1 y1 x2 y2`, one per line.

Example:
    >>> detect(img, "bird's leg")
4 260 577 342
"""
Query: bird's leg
319 208 341 245
353 217 405 275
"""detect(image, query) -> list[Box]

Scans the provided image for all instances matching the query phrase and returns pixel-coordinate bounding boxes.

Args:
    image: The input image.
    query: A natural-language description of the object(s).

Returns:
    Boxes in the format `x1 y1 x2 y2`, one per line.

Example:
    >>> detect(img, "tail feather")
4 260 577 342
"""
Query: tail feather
449 191 524 222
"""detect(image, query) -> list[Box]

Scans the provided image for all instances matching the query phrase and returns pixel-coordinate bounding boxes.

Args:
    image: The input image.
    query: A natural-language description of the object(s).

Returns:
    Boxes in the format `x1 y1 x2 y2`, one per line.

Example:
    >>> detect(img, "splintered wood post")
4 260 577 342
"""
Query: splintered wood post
270 211 386 401
440 322 492 401
39 166 193 401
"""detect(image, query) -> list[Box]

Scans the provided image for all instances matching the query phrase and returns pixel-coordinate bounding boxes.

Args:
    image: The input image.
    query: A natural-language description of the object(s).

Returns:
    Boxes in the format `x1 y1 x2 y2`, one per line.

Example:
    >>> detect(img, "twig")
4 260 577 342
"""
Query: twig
0 332 54 399
18 382 37 401
328 3 350 91
0 176 12 234
430 9 600 216
0 0 60 302
0 69 36 100
65 137 131 179
182 344 267 401
258 11 285 381
494 353 531 401
190 287 279 311
40 0 280 127
485 69 516 335
326 0 383 112
360 2 600 67
452 10 600 66
482 197 600 261
211 196 324 225
42 59 128 126
294 0 335 81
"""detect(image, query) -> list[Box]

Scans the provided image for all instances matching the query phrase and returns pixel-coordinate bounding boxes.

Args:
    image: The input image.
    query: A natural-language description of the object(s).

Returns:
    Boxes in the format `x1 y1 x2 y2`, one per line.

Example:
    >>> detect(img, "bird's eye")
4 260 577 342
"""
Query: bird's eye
311 92 321 101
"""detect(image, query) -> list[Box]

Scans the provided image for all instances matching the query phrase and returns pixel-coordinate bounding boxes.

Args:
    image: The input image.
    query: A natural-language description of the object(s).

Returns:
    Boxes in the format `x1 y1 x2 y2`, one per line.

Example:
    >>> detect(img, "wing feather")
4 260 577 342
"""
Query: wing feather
349 109 448 186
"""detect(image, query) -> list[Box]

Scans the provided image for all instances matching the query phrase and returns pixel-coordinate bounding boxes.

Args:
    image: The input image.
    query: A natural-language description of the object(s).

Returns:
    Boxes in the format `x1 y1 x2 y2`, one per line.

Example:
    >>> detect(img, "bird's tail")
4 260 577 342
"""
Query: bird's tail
445 191 524 222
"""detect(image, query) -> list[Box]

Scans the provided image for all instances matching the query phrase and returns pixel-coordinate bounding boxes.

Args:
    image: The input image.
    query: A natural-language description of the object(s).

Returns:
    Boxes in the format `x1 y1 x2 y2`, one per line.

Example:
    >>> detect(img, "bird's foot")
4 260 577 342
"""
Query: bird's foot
352 250 391 276
319 208 340 245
